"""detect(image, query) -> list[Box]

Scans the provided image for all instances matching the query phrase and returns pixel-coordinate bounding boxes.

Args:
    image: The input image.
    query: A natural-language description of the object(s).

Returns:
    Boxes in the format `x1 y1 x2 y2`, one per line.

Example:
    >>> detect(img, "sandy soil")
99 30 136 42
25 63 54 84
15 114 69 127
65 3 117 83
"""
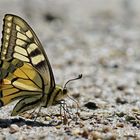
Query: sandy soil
0 0 140 139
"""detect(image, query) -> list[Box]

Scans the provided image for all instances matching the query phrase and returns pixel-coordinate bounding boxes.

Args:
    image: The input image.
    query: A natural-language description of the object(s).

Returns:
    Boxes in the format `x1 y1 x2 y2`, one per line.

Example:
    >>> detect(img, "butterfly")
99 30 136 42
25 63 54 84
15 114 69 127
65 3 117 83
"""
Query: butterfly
0 14 82 117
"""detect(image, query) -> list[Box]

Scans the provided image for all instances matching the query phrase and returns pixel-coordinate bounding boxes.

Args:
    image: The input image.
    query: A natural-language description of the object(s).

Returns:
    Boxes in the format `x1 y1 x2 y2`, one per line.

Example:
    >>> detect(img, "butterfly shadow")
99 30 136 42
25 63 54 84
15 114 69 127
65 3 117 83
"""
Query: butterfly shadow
0 117 61 128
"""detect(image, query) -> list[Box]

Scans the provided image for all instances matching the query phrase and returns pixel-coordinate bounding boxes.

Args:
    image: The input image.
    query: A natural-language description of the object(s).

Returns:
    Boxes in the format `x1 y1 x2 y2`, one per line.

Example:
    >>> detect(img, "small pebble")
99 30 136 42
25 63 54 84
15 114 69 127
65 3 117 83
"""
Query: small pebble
81 129 89 139
116 123 124 128
84 102 98 110
116 112 125 117
72 128 81 136
116 85 126 91
102 126 111 133
136 115 140 120
132 108 139 112
55 125 61 129
72 93 80 98
45 116 52 121
116 97 128 104
80 112 94 120
26 125 32 129
90 131 102 140
9 124 19 134
105 133 117 140
124 88 134 95
125 115 136 121
0 135 5 140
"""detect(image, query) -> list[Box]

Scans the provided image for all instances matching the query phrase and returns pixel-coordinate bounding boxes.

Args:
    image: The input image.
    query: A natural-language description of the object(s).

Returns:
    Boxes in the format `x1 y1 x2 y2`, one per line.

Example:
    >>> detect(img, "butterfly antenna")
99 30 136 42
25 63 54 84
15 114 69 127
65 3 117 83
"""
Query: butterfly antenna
63 74 82 89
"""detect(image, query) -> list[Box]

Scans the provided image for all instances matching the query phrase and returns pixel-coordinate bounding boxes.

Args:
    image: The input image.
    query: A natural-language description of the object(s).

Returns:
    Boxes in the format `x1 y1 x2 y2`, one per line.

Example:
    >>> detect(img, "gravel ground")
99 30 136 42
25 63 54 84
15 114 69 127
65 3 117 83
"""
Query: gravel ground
0 0 140 140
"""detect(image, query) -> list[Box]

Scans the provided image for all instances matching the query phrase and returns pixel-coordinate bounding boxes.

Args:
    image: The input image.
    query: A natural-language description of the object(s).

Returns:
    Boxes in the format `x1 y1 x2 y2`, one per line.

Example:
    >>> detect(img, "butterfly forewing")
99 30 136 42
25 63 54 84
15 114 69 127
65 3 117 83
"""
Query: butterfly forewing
1 14 55 91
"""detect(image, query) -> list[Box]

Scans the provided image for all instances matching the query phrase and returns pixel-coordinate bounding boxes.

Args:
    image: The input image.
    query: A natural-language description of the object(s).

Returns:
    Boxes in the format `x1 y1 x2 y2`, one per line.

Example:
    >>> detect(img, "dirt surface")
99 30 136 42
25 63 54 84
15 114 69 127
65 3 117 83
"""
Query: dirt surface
0 0 140 140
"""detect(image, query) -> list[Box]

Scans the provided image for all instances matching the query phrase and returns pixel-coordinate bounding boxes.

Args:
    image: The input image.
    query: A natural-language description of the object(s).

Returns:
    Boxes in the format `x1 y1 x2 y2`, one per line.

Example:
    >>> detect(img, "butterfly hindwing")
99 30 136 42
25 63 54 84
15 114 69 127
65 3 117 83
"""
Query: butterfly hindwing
0 60 43 108
11 95 42 116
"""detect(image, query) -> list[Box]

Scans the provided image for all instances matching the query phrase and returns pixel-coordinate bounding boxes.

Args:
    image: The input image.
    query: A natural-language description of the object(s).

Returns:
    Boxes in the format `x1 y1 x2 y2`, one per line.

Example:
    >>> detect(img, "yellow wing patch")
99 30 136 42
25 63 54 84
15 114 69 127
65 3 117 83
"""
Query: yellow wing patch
0 62 43 106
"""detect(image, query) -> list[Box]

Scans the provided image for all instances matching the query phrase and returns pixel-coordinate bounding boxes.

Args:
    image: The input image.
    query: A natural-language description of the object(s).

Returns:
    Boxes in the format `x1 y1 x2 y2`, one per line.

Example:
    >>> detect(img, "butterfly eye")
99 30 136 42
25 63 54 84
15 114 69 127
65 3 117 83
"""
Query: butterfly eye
63 88 67 95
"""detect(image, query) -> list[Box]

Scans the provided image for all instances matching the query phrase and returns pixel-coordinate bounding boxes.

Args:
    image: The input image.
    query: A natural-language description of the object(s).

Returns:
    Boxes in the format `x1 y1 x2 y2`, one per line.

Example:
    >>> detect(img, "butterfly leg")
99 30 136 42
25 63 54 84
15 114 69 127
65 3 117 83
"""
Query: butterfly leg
58 100 71 125
25 106 39 119
33 106 42 121
59 100 80 124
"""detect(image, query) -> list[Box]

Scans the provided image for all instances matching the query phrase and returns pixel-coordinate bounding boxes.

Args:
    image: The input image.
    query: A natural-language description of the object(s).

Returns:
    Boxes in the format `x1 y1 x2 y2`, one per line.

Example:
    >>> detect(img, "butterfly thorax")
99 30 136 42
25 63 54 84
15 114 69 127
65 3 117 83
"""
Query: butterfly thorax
42 85 67 107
